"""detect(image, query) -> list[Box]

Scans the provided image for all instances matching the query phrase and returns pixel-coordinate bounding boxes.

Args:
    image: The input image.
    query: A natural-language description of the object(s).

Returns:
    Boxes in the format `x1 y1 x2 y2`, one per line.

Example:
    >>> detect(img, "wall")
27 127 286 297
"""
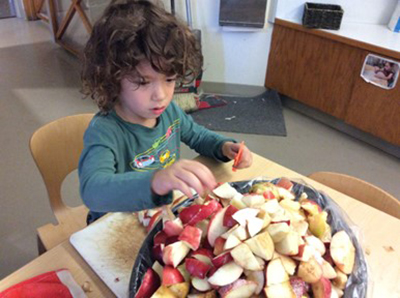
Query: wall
274 0 398 25
171 0 273 86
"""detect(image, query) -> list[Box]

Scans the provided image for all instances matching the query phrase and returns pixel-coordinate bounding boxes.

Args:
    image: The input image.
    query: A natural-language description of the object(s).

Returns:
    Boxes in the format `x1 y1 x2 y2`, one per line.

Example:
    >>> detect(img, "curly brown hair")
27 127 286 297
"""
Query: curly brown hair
81 0 203 113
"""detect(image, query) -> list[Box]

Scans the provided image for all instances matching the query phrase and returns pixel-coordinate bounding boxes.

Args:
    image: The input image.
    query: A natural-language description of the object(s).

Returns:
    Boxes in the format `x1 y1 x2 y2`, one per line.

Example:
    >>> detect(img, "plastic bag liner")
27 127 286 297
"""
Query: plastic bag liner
129 178 369 298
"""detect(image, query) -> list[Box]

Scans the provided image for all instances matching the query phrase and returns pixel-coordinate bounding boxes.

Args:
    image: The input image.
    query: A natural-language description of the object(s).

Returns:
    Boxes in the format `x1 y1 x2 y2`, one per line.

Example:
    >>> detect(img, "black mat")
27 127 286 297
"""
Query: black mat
190 90 286 136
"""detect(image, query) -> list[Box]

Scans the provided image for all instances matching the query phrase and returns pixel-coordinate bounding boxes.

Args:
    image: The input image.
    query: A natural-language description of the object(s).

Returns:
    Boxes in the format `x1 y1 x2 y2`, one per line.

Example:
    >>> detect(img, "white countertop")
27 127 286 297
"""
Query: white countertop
278 18 400 54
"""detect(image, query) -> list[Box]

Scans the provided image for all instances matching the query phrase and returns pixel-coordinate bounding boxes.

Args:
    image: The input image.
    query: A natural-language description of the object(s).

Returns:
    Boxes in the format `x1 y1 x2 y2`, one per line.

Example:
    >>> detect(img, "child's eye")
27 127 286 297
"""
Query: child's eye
139 80 150 86
167 77 177 83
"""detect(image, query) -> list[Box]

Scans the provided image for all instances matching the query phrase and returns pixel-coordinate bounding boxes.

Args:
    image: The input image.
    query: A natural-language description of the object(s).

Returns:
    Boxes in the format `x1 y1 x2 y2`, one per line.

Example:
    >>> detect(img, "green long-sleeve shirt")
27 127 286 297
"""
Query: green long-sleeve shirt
79 102 235 222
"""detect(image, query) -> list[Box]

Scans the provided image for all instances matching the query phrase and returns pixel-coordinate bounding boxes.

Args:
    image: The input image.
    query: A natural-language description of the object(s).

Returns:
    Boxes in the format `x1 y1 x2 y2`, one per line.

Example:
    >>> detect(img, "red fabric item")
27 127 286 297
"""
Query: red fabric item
0 270 73 298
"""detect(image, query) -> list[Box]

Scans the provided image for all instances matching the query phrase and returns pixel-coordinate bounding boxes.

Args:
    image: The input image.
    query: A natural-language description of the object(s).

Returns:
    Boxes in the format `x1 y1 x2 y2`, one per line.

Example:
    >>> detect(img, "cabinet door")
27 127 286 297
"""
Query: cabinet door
345 53 400 146
266 24 364 119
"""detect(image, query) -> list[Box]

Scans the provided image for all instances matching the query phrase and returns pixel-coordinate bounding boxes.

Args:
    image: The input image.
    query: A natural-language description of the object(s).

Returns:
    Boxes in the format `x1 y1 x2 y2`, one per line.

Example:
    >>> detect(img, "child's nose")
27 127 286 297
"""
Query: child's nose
152 83 168 102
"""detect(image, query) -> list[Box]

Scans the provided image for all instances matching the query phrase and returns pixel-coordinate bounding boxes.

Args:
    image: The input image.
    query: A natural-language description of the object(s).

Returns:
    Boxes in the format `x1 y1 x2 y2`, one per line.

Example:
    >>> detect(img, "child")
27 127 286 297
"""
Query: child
374 62 395 87
79 0 252 223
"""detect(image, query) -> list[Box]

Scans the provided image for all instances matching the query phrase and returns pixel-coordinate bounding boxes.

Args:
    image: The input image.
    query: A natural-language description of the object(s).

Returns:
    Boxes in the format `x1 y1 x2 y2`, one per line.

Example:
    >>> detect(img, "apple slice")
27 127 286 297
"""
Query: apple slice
261 199 285 217
264 281 296 298
230 193 246 209
250 182 280 198
245 230 274 261
267 222 290 243
218 279 257 298
223 205 239 228
135 268 160 298
222 224 248 241
257 208 272 228
185 258 212 279
244 270 265 295
179 225 202 250
167 282 190 298
188 199 221 226
308 212 330 239
147 210 162 232
192 248 214 266
207 207 229 247
177 264 190 282
276 177 294 191
163 218 184 237
289 277 309 298
297 256 323 283
266 258 289 286
151 285 177 297
321 259 337 279
291 219 309 237
154 230 168 245
275 231 300 255
274 253 297 275
152 244 164 265
212 182 239 200
213 236 226 255
192 277 212 292
212 251 234 268
292 244 314 262
162 241 190 268
152 261 164 279
277 187 295 200
230 243 263 271
247 216 264 237
332 267 348 290
280 199 300 212
207 262 243 287
332 285 344 298
223 233 241 250
179 204 201 224
232 208 259 226
162 266 185 286
300 199 322 215
196 219 210 239
311 277 332 298
242 194 265 208
330 230 356 274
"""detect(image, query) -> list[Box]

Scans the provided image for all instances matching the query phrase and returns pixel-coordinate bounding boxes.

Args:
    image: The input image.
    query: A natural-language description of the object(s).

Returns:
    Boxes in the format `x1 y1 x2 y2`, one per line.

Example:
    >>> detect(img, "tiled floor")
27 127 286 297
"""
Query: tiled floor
1 18 399 279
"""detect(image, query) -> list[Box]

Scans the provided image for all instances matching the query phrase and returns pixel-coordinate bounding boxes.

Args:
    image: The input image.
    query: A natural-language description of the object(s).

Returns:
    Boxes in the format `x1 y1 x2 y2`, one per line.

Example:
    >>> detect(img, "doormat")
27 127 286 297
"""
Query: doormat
0 0 16 19
190 90 287 136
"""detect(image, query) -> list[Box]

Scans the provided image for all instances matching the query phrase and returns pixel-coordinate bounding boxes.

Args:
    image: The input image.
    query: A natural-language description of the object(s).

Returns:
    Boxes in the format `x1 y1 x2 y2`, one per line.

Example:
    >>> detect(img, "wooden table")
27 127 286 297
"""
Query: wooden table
1 154 400 297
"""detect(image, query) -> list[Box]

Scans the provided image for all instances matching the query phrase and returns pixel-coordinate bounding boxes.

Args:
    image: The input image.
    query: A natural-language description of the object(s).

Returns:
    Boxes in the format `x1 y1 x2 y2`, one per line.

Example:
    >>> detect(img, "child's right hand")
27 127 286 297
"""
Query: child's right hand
151 160 217 198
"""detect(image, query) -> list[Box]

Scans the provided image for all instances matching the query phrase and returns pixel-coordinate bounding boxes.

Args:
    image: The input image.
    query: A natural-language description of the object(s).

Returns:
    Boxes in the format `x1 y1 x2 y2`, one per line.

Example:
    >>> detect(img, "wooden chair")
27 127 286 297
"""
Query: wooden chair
30 114 94 253
308 171 400 220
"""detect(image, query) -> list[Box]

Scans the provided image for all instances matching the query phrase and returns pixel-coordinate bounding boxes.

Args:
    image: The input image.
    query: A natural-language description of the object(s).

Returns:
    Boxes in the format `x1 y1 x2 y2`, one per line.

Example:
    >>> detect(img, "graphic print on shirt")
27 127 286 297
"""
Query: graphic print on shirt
130 119 180 171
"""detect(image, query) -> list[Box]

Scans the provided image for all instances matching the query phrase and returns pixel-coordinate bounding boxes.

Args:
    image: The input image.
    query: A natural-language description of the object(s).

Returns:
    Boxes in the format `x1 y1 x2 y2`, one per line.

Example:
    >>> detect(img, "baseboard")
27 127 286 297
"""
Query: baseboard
281 95 400 159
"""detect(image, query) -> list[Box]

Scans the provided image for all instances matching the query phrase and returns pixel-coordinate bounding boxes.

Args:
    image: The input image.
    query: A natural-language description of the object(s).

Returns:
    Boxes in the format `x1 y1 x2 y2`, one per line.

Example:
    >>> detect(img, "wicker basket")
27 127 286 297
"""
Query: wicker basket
302 3 344 30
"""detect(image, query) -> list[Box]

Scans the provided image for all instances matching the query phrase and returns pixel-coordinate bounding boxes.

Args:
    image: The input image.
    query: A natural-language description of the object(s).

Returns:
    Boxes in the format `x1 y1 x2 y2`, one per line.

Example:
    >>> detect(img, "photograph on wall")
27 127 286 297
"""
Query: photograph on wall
360 54 399 89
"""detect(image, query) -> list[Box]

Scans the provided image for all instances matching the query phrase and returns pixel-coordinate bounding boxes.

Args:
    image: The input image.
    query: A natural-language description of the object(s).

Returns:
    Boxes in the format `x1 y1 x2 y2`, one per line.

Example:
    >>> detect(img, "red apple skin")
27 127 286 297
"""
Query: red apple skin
263 190 276 200
218 279 257 298
312 277 332 298
165 235 180 246
270 219 291 226
179 225 202 250
153 230 168 245
223 205 239 228
162 266 185 286
293 244 306 258
185 258 212 279
147 210 162 232
212 251 234 268
290 277 309 298
163 219 184 237
276 177 294 191
179 204 202 224
213 237 226 255
188 200 221 226
152 244 164 265
135 268 161 298
191 248 214 259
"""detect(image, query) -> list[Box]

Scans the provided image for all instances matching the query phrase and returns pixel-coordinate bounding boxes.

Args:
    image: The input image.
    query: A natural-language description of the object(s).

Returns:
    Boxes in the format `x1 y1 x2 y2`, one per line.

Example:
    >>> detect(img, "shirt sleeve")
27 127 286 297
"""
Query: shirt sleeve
175 104 236 162
78 121 172 213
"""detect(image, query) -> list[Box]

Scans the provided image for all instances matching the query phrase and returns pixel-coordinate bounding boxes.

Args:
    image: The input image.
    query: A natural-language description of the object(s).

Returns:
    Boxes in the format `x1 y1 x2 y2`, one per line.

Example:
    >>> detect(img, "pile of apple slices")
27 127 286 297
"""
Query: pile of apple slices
135 179 357 298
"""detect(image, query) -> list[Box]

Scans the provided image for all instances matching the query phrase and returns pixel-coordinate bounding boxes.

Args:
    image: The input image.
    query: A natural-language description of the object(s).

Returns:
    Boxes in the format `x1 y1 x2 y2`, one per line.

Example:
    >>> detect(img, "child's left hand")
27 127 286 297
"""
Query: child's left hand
222 141 253 169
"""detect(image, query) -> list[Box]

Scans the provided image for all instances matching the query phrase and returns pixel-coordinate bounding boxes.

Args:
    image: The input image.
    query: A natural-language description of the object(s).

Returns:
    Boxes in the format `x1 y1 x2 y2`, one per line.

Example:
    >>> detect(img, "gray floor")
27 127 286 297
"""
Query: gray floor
1 18 400 280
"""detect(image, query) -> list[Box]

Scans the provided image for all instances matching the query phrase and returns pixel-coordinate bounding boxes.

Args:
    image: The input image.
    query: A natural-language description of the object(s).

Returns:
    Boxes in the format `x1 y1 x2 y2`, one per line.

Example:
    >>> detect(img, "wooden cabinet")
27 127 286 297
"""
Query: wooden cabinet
266 19 400 146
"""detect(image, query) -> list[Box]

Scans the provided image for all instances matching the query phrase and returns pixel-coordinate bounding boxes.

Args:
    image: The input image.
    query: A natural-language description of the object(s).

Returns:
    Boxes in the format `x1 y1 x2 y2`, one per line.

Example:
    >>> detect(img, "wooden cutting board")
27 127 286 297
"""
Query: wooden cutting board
70 213 146 298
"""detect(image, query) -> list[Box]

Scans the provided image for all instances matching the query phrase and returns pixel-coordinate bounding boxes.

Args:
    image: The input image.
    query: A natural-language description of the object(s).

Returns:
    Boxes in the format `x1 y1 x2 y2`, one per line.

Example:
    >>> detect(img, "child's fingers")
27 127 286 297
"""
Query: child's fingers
235 148 253 169
175 170 205 197
181 160 217 191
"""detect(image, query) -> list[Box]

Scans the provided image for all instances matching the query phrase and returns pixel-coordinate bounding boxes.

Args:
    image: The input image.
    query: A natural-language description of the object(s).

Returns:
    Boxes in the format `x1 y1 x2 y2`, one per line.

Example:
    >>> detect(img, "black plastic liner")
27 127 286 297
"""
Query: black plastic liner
129 178 369 297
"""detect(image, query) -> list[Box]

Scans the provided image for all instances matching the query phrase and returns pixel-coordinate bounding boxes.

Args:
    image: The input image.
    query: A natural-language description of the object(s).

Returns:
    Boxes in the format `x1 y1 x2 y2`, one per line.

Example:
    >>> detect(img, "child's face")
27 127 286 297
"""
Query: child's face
384 63 391 70
117 60 176 127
